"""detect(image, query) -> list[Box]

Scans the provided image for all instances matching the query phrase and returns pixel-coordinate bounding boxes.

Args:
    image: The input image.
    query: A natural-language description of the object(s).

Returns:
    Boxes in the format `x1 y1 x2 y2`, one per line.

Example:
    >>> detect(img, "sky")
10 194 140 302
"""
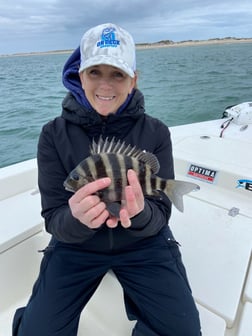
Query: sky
1 0 252 55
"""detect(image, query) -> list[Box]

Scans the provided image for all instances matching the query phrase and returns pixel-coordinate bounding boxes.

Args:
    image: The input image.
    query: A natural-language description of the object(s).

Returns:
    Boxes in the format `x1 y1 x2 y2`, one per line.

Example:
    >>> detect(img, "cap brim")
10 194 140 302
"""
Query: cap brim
79 55 135 78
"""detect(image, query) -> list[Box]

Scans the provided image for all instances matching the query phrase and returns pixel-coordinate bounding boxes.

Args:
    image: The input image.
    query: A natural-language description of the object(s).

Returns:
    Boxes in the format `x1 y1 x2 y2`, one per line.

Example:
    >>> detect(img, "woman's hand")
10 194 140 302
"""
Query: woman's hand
68 170 144 229
68 177 111 229
106 169 145 228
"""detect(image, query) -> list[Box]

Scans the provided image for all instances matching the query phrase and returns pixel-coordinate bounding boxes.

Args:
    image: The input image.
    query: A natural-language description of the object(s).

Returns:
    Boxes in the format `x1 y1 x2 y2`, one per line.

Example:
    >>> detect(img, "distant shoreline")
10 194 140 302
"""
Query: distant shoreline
1 37 252 57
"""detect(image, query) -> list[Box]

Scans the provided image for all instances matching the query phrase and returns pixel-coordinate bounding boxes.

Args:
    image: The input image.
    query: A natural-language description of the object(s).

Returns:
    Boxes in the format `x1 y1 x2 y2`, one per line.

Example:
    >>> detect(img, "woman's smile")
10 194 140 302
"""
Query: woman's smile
96 95 115 101
80 64 136 116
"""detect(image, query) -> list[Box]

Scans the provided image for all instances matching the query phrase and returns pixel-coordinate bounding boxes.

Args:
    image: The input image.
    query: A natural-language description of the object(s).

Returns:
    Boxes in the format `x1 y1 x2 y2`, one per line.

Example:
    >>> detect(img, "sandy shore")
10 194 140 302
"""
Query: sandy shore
1 38 252 57
136 37 252 49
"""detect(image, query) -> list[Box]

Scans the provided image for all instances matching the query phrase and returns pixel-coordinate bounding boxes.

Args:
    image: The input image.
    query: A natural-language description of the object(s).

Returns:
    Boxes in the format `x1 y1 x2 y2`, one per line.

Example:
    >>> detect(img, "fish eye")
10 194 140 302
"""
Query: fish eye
71 172 80 181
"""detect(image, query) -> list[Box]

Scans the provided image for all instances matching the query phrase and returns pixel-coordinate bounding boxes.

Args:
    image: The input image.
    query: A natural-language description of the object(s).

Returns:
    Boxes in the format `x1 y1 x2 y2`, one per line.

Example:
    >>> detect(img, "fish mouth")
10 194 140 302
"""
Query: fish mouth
63 181 75 193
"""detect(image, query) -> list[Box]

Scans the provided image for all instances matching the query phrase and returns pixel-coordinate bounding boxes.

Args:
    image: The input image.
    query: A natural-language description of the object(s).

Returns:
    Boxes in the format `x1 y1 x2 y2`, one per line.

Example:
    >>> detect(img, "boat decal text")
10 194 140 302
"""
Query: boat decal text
236 179 252 192
187 164 217 183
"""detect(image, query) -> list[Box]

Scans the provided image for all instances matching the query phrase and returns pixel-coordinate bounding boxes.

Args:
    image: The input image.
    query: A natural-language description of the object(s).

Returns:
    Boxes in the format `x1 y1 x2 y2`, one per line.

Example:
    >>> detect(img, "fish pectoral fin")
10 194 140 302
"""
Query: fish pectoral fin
106 202 121 218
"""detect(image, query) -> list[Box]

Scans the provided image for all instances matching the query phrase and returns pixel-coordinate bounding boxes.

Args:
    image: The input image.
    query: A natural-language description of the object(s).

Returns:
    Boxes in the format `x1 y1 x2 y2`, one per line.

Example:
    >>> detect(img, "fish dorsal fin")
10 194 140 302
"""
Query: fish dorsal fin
90 137 160 174
136 151 160 174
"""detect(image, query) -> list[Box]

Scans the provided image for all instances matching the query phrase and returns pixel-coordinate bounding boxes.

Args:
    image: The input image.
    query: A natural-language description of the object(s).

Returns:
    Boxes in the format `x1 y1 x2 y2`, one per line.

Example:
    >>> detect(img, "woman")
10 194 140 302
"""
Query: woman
13 23 201 336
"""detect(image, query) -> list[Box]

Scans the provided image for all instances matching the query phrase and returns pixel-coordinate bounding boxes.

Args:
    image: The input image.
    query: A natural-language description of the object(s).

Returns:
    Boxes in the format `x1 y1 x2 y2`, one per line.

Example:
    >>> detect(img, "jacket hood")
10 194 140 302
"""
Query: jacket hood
62 47 136 114
62 47 93 110
62 89 145 125
61 89 145 139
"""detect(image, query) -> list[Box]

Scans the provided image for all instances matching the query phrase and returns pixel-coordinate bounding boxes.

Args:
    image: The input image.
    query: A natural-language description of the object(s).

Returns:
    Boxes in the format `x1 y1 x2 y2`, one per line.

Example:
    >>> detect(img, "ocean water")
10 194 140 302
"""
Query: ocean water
1 42 252 168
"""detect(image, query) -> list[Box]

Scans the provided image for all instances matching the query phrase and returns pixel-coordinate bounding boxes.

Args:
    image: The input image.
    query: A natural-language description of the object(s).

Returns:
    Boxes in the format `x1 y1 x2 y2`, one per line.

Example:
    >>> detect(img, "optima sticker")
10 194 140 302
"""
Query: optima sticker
187 164 217 183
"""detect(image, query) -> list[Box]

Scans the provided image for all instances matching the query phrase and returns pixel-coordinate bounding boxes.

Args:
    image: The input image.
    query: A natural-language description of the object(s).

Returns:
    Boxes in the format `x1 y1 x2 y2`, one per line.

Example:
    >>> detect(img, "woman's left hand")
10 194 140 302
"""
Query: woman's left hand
106 169 144 228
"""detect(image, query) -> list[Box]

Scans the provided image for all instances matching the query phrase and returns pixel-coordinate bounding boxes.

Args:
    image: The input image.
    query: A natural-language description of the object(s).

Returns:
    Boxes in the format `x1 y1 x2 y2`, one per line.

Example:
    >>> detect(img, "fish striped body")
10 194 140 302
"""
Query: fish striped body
64 137 200 214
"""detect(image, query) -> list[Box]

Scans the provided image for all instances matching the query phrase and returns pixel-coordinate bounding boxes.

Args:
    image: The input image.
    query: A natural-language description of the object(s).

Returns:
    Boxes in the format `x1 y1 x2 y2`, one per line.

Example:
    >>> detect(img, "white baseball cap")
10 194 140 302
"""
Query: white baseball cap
79 23 136 78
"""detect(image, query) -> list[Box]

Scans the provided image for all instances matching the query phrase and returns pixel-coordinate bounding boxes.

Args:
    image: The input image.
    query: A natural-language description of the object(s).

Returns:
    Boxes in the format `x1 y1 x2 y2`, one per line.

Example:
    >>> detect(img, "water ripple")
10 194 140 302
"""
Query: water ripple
1 43 252 167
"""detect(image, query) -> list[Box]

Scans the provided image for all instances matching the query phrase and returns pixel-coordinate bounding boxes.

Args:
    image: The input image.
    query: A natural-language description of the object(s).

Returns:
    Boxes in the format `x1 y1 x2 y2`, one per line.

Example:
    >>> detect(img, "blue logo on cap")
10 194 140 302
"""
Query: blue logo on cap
97 27 120 48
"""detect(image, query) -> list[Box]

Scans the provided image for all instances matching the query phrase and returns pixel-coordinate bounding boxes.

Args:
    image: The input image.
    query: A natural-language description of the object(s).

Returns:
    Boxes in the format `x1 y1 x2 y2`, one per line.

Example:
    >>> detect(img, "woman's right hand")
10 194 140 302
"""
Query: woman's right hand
68 177 111 229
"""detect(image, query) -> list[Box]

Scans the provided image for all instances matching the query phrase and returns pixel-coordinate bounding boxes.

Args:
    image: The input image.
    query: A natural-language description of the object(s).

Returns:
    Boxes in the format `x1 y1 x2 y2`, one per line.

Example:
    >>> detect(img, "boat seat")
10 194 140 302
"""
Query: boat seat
237 302 252 336
0 230 227 336
170 194 252 328
0 231 50 312
0 231 50 336
0 158 38 201
78 271 227 336
78 271 135 335
197 304 226 336
0 279 227 336
0 188 44 253
243 260 252 303
0 158 42 253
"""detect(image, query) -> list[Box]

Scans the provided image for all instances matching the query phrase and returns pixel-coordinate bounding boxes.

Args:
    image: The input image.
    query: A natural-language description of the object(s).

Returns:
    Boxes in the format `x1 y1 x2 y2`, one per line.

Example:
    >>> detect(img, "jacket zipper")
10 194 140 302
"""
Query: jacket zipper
109 228 114 250
101 120 107 135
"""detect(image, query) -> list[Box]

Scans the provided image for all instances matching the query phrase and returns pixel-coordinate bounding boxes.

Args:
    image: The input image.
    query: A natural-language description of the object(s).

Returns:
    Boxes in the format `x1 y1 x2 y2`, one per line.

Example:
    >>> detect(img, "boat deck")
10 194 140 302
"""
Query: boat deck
0 119 251 335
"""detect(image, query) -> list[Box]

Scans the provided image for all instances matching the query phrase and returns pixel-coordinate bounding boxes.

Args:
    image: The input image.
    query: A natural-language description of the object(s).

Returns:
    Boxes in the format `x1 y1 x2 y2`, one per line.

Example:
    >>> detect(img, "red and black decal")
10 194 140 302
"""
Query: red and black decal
187 164 217 183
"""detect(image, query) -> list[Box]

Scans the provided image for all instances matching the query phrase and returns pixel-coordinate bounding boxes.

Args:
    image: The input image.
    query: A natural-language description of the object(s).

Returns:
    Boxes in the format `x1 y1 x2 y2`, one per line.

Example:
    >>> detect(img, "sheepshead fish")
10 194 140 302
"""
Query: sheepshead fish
64 137 200 215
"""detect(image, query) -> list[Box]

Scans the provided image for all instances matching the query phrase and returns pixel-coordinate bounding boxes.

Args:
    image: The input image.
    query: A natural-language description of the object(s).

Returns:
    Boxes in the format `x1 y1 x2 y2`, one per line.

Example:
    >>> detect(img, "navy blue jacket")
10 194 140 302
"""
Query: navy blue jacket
37 49 175 251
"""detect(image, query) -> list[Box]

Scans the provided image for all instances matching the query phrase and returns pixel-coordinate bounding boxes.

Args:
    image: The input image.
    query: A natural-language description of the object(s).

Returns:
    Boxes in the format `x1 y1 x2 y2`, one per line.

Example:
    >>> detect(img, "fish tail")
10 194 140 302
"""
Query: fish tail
164 180 200 212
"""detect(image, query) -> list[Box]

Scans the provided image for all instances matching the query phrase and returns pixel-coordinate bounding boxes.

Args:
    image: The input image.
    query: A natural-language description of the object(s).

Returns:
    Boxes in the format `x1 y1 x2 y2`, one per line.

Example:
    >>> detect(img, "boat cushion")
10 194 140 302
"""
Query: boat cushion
243 262 252 303
0 189 44 253
170 195 252 328
237 302 252 336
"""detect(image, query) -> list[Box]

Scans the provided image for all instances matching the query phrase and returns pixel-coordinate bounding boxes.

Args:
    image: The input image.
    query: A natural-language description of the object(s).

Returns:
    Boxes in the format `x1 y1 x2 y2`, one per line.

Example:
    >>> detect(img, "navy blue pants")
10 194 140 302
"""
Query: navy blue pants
13 228 201 335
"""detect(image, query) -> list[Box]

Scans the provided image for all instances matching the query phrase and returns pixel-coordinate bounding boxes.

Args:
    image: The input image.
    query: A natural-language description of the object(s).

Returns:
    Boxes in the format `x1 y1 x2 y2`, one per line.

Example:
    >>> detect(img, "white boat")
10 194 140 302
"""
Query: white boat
1 104 252 335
